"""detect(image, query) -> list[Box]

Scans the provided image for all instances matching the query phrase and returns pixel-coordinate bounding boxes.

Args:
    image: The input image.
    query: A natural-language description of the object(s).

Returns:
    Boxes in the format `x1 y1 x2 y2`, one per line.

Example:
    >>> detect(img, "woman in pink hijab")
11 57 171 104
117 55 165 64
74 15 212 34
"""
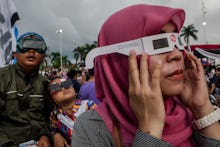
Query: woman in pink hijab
71 4 220 147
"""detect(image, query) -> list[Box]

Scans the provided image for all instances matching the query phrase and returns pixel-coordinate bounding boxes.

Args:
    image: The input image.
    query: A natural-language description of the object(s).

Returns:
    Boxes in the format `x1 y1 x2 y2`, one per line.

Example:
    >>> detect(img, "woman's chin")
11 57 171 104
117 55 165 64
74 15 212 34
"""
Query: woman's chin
161 85 183 96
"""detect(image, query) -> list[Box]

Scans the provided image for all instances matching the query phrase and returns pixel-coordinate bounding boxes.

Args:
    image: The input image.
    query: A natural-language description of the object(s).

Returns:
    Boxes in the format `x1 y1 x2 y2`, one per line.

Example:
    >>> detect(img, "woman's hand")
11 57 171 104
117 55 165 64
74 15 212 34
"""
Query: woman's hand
128 50 164 138
180 50 220 140
53 133 70 147
179 51 213 118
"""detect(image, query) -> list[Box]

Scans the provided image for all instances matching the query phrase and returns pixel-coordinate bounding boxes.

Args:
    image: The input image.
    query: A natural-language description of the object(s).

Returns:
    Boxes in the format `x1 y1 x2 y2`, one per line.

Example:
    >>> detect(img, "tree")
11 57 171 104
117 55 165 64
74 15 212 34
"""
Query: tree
50 52 60 68
50 51 71 69
73 52 80 64
73 46 85 64
180 24 198 51
62 55 71 67
73 41 97 67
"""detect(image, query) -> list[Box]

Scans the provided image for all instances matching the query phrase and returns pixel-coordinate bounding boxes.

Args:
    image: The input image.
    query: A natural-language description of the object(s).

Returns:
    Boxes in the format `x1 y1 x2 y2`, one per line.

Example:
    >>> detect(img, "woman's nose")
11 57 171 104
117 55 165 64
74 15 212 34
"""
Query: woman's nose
167 47 183 62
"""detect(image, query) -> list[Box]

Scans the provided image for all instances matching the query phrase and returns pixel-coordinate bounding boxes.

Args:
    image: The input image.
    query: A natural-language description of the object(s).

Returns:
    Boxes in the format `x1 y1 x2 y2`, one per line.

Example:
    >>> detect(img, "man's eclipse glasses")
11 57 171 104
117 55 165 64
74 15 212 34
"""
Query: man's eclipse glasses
17 40 47 54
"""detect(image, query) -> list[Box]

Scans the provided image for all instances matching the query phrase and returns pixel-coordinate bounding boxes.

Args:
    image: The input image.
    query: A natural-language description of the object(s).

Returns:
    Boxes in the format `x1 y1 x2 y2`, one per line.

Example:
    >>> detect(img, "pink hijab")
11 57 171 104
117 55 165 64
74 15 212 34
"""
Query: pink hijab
95 4 193 147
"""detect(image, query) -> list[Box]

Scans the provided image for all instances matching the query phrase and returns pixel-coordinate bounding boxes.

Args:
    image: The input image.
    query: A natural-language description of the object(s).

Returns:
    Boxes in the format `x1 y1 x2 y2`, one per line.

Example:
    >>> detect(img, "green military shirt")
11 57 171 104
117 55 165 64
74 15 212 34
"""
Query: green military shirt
0 64 51 146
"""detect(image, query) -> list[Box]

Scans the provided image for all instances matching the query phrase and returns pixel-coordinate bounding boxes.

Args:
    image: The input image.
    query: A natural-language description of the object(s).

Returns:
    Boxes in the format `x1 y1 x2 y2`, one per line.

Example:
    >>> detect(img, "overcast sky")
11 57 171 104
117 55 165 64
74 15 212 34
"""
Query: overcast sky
14 0 220 62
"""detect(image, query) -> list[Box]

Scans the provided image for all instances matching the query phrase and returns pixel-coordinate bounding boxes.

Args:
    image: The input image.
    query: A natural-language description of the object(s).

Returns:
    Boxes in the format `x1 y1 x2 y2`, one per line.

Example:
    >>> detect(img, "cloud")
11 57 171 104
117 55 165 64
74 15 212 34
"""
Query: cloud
14 0 220 61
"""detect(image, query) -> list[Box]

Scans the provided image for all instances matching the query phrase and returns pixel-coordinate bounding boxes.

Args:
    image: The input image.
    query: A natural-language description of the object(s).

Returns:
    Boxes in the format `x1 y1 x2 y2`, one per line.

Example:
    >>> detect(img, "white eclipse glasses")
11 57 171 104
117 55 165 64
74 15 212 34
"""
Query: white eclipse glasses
85 33 184 69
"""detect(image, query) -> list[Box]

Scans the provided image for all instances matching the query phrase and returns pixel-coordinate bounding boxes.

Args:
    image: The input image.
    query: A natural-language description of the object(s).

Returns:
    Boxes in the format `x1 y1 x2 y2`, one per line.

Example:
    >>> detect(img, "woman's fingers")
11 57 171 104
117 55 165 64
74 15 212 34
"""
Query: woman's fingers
149 55 162 93
129 51 162 92
188 52 203 71
129 50 140 89
140 52 149 88
184 50 203 72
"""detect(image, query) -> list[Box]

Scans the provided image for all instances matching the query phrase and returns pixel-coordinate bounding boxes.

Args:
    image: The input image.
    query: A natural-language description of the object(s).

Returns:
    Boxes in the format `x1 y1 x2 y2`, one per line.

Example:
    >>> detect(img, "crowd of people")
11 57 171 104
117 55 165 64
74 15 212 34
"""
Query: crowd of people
206 66 220 106
0 3 220 147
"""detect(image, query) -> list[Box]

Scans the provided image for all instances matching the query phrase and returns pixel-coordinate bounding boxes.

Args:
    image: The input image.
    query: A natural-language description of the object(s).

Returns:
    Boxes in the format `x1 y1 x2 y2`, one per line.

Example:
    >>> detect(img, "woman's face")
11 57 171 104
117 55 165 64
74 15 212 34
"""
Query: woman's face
149 22 184 96
50 78 76 107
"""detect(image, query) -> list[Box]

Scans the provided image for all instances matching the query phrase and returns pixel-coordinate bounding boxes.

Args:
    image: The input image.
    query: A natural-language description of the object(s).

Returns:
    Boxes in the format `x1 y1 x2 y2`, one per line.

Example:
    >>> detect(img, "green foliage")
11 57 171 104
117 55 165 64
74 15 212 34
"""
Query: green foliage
180 24 198 46
49 51 71 70
47 41 97 69
73 41 97 68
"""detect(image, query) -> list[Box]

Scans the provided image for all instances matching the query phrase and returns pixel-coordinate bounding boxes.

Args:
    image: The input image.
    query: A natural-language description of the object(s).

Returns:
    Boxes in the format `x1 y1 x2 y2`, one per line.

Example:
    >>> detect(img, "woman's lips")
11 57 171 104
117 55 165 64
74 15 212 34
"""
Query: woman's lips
168 69 183 80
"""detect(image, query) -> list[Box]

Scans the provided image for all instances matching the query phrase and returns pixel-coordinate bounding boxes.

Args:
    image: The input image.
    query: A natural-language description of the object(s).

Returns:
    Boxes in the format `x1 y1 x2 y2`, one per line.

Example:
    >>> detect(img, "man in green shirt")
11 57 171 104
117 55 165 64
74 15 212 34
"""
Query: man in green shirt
0 32 51 147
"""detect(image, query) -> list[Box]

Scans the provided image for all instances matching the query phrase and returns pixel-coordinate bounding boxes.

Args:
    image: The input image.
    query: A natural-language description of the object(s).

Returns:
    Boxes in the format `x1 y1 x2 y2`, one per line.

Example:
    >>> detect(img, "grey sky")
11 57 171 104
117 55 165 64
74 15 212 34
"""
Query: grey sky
14 0 220 62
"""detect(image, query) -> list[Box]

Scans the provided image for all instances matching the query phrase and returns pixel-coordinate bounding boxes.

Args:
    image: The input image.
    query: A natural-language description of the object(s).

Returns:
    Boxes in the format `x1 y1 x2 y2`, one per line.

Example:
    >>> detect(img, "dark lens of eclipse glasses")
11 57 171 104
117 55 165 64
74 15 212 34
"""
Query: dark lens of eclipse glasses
49 79 73 94
18 40 46 54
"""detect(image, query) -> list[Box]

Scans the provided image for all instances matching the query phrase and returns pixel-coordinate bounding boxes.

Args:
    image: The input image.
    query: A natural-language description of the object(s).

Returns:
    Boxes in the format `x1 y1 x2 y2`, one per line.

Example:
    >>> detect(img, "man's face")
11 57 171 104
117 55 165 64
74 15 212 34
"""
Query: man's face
14 49 45 72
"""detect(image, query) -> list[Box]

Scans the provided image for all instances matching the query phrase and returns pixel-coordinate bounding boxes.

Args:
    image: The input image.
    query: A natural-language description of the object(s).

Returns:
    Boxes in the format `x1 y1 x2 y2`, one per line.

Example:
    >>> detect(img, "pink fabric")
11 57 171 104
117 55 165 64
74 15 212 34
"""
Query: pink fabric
163 97 193 147
95 4 193 147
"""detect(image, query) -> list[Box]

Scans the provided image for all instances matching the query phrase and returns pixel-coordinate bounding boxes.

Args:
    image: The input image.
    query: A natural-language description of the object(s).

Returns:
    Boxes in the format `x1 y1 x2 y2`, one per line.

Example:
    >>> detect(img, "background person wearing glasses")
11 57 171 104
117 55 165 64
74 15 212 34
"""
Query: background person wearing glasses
0 32 51 147
49 77 96 147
